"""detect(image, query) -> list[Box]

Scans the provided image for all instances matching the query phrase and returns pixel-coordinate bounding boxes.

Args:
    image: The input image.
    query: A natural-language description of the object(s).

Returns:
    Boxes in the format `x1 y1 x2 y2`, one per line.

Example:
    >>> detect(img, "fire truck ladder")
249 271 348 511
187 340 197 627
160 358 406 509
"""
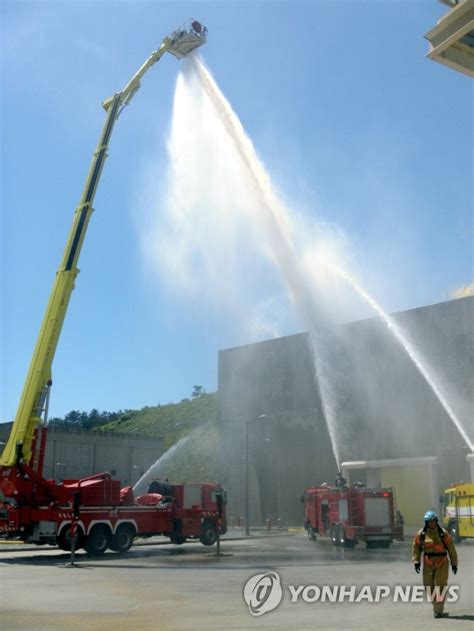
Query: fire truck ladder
0 19 207 471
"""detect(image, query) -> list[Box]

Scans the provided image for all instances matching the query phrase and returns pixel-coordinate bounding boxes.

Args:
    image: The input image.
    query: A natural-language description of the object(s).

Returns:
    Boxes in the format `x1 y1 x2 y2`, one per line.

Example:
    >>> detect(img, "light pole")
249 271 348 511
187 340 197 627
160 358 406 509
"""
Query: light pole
245 414 266 536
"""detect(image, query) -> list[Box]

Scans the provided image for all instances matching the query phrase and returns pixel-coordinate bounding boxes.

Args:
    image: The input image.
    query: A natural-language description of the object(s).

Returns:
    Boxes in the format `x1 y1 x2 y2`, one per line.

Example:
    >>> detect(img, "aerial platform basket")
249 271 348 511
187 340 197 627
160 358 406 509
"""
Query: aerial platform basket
168 19 208 59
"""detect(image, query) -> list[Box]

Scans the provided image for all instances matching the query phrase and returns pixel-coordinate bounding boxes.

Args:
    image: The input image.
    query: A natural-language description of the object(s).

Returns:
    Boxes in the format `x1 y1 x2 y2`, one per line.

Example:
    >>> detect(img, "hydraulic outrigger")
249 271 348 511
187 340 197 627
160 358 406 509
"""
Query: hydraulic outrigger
0 21 207 504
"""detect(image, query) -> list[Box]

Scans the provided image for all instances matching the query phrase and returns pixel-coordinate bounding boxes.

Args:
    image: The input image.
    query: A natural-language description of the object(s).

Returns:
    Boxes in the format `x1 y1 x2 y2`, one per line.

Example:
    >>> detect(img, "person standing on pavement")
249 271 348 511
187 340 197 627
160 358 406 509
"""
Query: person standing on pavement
412 510 458 619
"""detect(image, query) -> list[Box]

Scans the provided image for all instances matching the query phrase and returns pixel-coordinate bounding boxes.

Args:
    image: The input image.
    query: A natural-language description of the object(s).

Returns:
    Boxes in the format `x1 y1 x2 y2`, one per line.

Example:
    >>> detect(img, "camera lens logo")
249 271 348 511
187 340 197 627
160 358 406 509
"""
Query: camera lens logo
243 571 283 616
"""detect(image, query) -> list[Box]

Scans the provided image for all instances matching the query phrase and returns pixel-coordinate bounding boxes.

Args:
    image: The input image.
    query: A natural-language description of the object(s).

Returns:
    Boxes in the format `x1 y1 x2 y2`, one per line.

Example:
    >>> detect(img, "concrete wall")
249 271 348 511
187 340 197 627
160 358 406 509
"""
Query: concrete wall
218 332 337 525
0 423 164 487
218 297 473 526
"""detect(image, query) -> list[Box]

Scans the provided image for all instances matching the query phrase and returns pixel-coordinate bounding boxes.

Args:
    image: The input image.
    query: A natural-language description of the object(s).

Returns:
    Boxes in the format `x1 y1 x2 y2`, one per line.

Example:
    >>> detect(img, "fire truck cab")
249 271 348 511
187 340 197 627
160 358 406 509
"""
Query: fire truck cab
303 482 400 548
440 482 474 542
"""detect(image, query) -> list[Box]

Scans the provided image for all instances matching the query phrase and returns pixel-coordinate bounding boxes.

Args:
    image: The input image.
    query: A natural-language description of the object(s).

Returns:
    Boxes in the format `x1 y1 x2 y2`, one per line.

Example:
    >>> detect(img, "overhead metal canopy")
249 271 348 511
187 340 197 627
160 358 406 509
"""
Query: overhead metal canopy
425 0 474 77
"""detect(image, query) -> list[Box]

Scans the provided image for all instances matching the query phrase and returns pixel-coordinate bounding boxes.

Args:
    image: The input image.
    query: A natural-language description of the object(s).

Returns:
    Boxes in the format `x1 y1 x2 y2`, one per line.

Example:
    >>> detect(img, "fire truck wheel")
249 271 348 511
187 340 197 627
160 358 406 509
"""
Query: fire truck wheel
306 524 316 541
57 525 84 551
85 525 110 556
448 521 462 543
170 532 186 545
337 526 356 548
200 520 217 546
109 524 135 553
330 524 339 546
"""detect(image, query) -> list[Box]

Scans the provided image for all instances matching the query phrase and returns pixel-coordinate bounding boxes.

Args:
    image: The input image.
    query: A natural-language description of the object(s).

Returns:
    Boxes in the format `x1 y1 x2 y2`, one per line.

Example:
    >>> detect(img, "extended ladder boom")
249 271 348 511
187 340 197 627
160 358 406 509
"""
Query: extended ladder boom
1 20 207 468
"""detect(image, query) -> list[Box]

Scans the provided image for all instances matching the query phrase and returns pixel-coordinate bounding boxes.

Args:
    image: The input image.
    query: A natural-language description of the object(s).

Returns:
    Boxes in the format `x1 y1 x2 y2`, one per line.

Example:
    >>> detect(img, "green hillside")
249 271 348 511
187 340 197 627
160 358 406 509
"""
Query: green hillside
99 392 219 483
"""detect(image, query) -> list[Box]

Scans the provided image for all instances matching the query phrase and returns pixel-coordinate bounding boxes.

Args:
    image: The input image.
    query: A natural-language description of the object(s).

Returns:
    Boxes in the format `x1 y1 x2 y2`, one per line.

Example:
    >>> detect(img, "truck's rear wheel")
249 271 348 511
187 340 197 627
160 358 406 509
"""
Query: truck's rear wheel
339 526 356 548
57 525 84 551
200 520 217 546
306 524 316 541
338 525 346 546
85 525 110 556
448 521 462 543
170 520 186 545
330 524 339 546
109 524 135 553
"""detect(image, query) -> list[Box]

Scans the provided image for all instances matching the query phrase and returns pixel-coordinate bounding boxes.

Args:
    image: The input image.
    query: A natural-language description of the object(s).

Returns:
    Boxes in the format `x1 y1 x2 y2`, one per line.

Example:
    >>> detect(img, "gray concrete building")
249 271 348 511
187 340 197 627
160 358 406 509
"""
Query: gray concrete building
0 423 164 486
218 297 473 528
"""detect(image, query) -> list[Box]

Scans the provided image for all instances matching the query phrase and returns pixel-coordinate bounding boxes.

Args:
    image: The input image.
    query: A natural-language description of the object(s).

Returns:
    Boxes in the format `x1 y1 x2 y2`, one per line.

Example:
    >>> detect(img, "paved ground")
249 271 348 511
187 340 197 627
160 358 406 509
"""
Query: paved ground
0 531 472 630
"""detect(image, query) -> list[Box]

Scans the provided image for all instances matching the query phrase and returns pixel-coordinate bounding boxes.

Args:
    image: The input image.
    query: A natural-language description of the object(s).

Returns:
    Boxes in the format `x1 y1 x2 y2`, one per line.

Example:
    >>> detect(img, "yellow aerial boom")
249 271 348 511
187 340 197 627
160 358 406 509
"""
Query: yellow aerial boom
0 20 207 469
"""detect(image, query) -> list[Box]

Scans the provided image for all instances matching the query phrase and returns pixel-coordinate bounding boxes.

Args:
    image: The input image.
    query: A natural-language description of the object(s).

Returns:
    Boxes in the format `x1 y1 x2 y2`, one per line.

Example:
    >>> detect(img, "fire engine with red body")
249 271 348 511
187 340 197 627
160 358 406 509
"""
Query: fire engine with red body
0 22 228 556
303 480 402 548
0 470 226 555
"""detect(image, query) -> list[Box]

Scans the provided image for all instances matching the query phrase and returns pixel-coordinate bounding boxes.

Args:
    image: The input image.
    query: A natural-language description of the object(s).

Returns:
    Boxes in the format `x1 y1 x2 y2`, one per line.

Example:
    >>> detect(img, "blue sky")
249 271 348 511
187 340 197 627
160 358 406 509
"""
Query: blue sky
1 1 472 421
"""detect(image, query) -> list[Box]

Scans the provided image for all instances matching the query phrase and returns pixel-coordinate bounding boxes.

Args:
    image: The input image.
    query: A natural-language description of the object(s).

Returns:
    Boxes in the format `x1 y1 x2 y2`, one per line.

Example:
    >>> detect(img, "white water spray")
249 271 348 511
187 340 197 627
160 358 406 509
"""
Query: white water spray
323 262 473 452
133 435 191 496
188 57 473 459
140 55 471 468
189 57 342 467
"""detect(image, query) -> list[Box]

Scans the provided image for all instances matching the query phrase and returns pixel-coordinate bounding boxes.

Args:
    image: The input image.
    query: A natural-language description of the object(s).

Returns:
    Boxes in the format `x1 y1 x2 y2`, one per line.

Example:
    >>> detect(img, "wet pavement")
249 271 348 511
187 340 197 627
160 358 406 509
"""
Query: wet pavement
0 532 472 630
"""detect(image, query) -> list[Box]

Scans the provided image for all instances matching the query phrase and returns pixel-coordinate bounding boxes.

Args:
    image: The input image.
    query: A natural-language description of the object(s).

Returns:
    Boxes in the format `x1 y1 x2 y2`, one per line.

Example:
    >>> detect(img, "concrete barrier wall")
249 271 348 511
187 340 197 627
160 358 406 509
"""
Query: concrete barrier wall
0 423 164 487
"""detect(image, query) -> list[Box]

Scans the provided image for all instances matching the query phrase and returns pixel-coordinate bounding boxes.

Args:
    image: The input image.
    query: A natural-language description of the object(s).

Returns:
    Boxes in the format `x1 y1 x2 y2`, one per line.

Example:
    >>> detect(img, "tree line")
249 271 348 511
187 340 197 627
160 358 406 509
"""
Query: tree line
48 386 208 430
48 409 126 430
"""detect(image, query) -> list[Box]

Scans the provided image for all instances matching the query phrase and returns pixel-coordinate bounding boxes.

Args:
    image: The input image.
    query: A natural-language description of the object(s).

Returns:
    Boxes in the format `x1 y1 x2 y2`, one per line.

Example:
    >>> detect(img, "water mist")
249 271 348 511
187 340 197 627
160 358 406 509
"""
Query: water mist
139 54 473 472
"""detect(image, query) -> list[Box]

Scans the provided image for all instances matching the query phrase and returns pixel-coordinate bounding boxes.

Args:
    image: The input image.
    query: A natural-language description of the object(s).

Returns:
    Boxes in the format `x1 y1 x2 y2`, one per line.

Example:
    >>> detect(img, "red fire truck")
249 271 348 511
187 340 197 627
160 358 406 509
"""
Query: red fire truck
0 472 226 554
303 480 401 548
0 23 225 556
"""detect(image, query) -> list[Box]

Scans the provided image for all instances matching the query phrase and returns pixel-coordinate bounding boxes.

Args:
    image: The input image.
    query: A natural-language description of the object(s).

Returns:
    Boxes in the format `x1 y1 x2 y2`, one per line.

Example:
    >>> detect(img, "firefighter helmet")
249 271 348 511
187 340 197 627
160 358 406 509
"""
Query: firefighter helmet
423 510 438 522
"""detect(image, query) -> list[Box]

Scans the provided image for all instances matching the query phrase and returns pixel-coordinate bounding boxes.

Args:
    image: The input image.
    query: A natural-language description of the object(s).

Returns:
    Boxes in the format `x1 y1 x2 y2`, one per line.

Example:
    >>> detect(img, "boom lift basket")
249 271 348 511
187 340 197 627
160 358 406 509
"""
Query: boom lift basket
168 20 208 58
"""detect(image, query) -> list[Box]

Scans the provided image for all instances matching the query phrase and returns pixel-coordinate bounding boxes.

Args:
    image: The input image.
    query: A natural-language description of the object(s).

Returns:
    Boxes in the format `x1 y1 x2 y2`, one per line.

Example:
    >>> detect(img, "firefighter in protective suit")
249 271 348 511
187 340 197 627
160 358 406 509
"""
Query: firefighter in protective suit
412 510 458 618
